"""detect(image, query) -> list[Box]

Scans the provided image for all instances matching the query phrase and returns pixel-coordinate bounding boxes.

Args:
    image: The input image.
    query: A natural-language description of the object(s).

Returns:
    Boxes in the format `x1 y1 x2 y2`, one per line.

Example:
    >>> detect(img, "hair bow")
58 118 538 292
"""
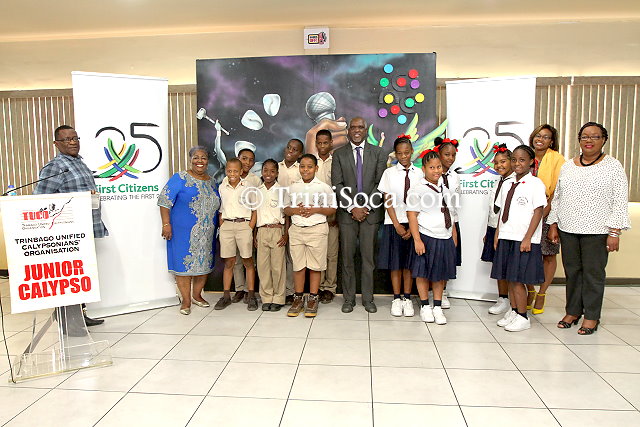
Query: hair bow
493 144 508 153
442 138 459 146
396 134 411 140
419 149 435 158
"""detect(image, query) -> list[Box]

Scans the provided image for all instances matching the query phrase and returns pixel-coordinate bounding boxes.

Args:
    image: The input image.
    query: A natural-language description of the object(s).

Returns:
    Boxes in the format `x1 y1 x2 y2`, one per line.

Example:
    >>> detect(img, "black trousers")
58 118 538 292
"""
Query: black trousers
559 231 609 320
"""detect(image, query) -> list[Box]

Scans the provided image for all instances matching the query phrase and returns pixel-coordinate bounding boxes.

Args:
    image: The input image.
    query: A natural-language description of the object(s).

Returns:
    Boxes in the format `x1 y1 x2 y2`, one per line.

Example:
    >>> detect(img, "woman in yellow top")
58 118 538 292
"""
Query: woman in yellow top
527 124 565 314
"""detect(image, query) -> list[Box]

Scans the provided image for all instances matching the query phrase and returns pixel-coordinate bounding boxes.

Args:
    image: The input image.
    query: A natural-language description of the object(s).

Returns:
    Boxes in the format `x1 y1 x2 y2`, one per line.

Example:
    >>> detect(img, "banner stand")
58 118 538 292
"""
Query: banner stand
10 305 112 383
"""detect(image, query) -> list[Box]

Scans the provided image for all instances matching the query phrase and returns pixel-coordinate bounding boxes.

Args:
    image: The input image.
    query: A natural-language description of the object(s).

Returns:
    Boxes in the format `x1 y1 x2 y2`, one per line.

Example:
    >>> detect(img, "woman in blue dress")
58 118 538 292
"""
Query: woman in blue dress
158 146 220 315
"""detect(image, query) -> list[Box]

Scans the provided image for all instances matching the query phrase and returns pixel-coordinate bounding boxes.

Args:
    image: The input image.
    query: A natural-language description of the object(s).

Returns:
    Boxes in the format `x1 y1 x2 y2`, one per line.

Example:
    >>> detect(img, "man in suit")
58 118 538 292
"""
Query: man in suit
331 117 387 313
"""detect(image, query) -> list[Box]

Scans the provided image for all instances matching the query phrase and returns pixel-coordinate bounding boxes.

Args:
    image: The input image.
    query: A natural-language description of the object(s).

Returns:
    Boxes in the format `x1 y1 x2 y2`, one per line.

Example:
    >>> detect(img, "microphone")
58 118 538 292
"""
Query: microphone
1 168 70 196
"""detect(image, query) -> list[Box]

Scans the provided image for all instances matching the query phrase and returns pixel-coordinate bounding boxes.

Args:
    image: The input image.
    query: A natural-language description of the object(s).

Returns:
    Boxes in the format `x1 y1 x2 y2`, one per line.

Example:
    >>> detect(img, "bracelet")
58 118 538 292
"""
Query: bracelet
163 223 170 227
608 233 620 238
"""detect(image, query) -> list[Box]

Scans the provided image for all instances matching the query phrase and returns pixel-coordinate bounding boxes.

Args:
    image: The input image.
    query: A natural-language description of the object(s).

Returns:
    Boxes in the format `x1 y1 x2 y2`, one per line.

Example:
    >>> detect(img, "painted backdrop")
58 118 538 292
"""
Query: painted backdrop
196 53 439 291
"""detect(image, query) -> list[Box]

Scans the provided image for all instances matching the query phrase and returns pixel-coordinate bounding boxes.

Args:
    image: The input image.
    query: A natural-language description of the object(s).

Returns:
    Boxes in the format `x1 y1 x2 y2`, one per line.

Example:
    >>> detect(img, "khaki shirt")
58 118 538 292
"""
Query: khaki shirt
256 182 285 227
219 177 253 220
277 160 301 188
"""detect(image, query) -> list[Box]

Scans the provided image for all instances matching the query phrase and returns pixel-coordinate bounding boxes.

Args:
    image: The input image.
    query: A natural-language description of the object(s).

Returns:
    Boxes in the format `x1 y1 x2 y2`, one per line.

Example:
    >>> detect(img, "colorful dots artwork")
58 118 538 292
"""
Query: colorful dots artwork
377 62 424 122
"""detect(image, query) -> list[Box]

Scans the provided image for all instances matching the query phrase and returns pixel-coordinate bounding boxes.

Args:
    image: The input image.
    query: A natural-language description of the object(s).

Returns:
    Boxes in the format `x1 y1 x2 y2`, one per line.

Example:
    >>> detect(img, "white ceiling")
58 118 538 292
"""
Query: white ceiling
2 0 639 41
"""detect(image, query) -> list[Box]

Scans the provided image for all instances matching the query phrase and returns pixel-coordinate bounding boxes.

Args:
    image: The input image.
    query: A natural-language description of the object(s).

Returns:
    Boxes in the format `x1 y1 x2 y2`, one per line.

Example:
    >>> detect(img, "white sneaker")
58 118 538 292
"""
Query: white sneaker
504 314 531 332
497 310 517 327
402 298 415 317
441 294 451 309
391 298 403 317
433 306 447 325
489 297 511 315
420 305 435 322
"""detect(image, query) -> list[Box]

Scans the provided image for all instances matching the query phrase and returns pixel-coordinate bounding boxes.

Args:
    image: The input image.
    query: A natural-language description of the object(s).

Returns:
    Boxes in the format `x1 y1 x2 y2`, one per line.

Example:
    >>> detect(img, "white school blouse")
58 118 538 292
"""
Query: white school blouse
546 156 630 234
439 169 461 222
487 173 516 228
495 172 547 244
377 163 424 225
406 178 453 239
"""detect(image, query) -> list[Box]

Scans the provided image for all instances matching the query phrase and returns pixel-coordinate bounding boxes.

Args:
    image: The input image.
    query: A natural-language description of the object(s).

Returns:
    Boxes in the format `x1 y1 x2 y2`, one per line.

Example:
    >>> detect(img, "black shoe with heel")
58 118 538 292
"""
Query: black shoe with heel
578 320 600 335
557 315 581 329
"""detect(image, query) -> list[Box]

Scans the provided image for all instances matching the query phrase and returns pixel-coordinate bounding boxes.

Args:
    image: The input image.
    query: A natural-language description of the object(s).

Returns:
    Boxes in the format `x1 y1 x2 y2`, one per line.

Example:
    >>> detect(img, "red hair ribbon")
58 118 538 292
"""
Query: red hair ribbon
419 149 435 158
442 138 459 147
397 134 411 140
493 145 508 153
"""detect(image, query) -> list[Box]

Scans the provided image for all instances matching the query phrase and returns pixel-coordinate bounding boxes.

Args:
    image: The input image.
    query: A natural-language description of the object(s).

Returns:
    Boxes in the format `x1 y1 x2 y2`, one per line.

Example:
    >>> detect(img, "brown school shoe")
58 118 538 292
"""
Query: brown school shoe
231 290 246 303
305 294 319 317
320 290 335 304
285 294 294 306
214 296 232 310
287 295 305 317
247 296 258 311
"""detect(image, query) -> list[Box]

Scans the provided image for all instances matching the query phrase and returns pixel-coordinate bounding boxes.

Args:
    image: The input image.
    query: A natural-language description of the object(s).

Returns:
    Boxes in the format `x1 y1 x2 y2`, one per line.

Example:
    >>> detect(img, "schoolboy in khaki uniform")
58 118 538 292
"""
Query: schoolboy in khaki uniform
215 158 258 311
284 154 337 317
232 148 261 303
278 139 304 304
254 159 289 311
314 129 339 304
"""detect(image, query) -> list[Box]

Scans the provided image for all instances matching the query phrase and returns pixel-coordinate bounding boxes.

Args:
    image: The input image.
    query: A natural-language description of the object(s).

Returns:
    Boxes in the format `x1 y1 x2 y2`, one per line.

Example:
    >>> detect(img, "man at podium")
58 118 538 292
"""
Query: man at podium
33 124 108 327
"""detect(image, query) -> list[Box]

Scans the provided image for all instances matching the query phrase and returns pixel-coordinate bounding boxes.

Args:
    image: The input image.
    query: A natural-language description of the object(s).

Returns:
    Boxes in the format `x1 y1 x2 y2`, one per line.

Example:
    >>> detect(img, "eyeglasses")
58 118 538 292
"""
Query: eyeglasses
55 137 80 143
579 135 603 142
534 134 552 141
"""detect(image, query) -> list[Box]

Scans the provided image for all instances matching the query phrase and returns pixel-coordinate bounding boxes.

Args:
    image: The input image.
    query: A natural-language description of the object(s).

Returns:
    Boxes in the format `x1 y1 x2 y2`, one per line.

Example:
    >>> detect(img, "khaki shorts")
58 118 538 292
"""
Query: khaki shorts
219 220 253 259
289 223 329 272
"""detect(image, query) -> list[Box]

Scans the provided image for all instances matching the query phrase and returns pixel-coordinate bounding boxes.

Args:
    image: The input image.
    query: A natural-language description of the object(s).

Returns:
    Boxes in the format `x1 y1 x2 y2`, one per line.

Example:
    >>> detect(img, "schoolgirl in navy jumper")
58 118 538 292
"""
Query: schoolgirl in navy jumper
407 151 458 325
377 135 424 317
482 144 515 315
491 145 546 332
435 137 460 309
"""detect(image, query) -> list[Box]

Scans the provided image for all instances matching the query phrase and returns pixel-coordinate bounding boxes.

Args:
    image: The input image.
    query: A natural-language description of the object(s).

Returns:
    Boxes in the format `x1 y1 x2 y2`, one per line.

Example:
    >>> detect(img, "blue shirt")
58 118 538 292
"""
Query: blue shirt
33 153 108 238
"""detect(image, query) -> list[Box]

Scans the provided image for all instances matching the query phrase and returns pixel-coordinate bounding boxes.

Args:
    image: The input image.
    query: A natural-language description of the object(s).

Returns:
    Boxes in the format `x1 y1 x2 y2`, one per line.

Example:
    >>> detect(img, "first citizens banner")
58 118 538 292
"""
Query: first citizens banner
72 71 178 317
0 192 100 314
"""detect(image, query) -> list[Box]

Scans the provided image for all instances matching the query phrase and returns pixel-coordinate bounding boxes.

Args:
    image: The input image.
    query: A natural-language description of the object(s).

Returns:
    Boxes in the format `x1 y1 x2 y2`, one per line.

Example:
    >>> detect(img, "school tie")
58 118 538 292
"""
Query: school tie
442 172 450 189
442 195 452 229
493 177 507 214
403 168 410 203
501 182 520 223
355 146 363 193
427 183 452 229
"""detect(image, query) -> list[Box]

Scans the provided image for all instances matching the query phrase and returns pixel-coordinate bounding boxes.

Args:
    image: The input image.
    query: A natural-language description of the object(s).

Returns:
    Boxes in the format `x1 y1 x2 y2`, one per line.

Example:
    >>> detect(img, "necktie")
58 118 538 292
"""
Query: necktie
355 146 363 194
493 177 506 214
403 168 410 203
427 184 452 229
442 172 450 189
501 182 520 223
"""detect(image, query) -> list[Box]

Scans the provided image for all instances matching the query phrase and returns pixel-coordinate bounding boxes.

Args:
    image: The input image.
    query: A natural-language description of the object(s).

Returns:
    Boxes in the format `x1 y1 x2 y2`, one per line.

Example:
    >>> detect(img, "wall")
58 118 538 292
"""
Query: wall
1 20 639 279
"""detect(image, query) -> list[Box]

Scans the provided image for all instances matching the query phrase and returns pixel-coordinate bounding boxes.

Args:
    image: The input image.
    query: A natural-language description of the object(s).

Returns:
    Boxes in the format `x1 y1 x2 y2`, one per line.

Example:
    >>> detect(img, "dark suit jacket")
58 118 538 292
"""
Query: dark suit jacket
331 142 387 224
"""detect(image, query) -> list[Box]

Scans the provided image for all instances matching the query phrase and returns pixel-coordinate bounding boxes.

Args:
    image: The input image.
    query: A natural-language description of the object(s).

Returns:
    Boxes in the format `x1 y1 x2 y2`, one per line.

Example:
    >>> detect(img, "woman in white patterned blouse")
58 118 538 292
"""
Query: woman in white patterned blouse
547 122 631 335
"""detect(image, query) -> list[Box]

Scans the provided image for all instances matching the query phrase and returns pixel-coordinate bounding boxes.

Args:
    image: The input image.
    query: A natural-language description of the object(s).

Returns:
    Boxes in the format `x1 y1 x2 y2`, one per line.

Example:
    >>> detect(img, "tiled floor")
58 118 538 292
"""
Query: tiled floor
1 277 640 426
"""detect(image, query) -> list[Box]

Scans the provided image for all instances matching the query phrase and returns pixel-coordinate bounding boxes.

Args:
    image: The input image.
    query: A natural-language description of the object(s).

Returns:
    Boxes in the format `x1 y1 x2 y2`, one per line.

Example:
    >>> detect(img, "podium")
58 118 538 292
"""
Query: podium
0 192 112 383
10 305 112 382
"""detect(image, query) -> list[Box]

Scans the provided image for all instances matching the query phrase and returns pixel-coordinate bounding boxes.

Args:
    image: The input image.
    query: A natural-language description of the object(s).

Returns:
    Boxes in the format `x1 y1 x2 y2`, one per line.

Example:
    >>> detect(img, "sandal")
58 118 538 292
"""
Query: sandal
531 293 546 315
578 320 600 335
557 315 581 329
526 289 537 310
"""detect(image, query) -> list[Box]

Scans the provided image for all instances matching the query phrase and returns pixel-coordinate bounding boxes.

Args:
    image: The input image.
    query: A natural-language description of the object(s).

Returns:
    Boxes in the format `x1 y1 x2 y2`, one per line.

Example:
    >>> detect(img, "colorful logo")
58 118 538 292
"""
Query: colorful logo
458 138 499 177
377 63 425 126
96 137 141 181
